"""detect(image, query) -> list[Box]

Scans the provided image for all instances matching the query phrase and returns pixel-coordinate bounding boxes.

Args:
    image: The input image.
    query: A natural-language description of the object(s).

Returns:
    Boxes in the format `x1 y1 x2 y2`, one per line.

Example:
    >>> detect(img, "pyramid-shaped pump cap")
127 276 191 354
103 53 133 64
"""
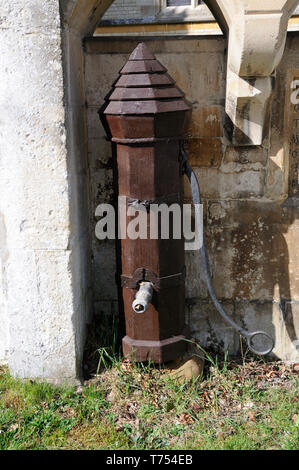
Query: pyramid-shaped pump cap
128 42 156 61
103 43 191 115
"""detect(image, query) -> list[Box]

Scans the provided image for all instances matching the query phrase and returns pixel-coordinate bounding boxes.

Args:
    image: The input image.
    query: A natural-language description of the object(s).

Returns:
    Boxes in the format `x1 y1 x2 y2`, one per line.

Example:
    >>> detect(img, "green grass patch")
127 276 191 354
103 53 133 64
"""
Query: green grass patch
0 353 298 450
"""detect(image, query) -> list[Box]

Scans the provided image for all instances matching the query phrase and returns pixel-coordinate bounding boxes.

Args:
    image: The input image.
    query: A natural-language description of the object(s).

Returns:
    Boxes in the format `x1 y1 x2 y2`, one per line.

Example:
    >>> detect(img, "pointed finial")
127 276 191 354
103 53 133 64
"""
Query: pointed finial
129 43 156 61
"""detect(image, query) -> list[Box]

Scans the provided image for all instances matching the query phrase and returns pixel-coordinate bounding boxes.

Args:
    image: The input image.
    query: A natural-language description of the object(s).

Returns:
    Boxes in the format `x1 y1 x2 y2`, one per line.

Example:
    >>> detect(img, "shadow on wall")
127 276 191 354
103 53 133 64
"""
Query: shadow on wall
263 157 299 360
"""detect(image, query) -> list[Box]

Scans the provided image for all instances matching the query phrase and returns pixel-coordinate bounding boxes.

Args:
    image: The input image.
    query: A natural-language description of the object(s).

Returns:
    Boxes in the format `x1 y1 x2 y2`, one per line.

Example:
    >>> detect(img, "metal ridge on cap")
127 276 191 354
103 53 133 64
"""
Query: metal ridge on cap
104 99 191 115
115 73 174 88
109 86 185 101
103 43 191 115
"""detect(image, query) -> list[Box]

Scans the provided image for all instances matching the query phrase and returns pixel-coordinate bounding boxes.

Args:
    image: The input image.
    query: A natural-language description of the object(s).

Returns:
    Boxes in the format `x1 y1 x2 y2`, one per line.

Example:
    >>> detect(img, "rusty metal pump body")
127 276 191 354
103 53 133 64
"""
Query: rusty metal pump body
102 43 191 363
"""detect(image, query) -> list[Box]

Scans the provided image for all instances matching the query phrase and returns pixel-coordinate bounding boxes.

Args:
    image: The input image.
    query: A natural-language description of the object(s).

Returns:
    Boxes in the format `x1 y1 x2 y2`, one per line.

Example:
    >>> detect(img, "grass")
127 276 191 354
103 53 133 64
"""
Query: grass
0 346 298 450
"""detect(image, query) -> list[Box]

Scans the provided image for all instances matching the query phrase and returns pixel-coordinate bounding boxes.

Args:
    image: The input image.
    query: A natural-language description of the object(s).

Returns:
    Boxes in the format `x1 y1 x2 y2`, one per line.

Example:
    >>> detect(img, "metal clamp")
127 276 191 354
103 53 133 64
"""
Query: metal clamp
121 267 186 291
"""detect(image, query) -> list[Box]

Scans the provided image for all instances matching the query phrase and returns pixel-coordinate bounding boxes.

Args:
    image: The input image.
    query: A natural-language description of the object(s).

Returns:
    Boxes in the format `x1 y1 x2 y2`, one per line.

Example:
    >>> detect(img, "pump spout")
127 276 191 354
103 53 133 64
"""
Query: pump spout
132 282 154 314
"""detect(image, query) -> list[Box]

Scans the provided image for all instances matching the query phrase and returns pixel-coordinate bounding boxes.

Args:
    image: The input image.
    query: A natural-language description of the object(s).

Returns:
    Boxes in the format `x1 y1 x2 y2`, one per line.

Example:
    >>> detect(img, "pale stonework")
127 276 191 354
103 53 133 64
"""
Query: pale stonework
0 0 298 383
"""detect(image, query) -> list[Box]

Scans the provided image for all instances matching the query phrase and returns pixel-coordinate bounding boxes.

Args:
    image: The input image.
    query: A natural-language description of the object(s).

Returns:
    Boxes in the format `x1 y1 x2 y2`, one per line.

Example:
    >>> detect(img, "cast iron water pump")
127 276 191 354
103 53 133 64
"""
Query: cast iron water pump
101 43 191 363
101 43 275 362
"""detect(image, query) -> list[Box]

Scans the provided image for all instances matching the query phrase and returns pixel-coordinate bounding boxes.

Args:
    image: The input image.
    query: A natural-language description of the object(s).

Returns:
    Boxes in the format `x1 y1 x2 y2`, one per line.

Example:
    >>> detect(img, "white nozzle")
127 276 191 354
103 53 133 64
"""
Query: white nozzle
132 282 153 314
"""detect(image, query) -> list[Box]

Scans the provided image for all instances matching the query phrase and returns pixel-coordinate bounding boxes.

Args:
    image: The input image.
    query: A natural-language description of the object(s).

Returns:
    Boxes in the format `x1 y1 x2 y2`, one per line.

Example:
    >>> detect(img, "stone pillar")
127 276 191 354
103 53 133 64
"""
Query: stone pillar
0 0 112 383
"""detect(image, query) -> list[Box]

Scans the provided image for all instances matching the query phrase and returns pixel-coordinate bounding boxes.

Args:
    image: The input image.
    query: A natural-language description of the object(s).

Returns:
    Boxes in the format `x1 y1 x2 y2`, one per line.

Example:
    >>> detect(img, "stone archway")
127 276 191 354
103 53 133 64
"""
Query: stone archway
59 0 299 380
1 0 298 384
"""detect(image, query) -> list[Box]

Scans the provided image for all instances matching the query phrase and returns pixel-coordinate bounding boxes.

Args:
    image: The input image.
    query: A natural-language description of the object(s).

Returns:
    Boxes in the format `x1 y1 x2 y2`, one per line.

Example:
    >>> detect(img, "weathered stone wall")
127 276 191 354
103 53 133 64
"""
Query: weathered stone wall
100 0 215 25
102 0 157 21
0 0 95 382
86 35 299 361
100 0 299 25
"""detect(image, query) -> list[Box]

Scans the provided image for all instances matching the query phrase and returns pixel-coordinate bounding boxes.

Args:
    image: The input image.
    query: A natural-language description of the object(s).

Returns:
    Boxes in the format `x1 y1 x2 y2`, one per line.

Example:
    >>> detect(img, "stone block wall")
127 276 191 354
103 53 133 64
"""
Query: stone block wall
85 35 299 361
102 0 158 21
0 0 94 382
